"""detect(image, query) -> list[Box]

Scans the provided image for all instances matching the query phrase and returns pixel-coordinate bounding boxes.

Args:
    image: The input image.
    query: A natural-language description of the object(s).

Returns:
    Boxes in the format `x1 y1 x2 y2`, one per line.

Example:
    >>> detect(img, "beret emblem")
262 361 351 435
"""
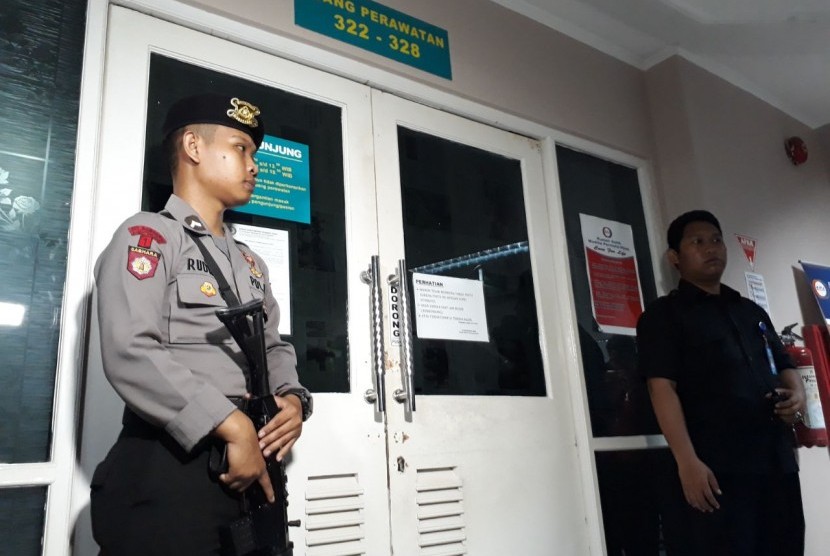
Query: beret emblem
227 98 260 129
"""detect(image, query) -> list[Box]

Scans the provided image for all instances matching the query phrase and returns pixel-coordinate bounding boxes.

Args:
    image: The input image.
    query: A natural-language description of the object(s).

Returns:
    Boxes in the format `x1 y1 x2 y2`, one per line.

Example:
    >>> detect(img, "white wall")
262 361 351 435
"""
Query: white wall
181 0 654 158
647 56 830 555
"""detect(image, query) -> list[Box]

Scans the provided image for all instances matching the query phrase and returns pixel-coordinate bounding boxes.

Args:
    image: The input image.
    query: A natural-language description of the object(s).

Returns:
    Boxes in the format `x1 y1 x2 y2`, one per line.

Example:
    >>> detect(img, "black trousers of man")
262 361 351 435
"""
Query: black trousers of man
661 470 805 556
91 419 240 555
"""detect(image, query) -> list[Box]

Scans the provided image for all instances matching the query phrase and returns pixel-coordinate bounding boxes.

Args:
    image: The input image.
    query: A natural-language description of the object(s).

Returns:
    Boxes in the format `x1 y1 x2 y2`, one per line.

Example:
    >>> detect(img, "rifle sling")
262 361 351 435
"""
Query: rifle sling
185 230 242 308
180 227 257 392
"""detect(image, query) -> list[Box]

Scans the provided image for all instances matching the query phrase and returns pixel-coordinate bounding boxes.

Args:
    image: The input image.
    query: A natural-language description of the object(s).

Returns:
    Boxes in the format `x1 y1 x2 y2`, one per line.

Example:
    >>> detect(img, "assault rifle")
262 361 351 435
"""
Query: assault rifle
215 298 296 556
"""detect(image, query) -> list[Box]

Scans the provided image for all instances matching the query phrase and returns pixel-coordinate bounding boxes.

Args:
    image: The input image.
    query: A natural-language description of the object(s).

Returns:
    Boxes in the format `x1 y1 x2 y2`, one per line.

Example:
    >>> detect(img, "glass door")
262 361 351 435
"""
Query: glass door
373 91 589 555
76 7 389 555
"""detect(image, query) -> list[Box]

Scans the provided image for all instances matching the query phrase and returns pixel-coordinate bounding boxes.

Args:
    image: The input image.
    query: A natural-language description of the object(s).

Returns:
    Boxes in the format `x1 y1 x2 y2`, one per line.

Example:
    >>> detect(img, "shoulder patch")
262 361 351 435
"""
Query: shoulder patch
128 225 167 249
127 246 160 280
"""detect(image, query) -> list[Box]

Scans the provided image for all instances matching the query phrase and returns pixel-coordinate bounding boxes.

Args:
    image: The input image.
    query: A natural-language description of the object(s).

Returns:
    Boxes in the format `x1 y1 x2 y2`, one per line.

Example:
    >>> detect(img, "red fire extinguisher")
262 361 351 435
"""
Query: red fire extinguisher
780 324 828 447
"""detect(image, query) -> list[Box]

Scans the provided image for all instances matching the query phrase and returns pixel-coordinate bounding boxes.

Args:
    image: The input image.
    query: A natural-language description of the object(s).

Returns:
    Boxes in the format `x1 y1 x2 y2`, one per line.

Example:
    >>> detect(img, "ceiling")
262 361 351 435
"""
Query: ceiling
490 0 830 129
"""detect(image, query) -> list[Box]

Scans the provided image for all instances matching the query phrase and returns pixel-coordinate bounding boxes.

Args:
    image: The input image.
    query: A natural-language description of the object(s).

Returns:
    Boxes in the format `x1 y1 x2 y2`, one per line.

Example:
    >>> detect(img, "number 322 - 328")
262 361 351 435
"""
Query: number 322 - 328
334 15 422 58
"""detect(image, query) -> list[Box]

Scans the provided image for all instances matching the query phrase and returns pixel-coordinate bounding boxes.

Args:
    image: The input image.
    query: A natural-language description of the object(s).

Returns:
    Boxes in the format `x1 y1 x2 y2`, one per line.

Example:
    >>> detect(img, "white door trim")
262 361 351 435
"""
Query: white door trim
0 1 116 555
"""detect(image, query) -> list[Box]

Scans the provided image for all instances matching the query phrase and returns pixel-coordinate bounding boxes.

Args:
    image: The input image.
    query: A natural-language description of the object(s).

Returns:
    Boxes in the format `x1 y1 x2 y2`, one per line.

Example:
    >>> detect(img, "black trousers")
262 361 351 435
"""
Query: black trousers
661 471 805 556
90 423 239 555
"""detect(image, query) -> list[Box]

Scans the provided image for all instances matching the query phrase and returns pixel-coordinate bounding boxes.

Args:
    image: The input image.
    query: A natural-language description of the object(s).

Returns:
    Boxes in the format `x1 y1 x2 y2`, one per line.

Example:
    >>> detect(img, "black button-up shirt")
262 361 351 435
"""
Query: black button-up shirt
637 279 798 474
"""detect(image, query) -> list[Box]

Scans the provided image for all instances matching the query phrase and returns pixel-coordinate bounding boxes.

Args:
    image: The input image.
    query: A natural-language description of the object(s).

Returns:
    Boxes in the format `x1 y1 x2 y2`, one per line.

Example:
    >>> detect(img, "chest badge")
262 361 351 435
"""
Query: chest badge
242 252 263 278
200 281 217 297
127 247 160 280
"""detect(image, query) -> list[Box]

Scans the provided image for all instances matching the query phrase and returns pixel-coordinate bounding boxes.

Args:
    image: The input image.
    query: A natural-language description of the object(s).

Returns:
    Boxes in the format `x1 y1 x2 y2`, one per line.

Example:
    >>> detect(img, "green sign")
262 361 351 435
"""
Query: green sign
232 135 311 224
295 0 452 79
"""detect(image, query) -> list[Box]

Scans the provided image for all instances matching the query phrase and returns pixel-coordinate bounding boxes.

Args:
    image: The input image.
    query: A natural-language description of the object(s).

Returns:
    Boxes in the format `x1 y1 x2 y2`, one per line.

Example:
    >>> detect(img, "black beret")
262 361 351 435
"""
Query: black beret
162 94 265 146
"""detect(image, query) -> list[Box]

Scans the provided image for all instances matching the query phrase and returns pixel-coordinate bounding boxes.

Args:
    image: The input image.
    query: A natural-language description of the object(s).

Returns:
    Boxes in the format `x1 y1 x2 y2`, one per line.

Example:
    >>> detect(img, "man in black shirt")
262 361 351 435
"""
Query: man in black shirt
637 210 806 556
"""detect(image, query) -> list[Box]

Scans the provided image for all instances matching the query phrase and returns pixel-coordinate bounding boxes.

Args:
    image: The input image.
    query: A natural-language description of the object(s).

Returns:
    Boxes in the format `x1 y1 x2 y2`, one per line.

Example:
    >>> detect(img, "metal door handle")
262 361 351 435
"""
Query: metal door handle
388 259 416 414
360 256 385 413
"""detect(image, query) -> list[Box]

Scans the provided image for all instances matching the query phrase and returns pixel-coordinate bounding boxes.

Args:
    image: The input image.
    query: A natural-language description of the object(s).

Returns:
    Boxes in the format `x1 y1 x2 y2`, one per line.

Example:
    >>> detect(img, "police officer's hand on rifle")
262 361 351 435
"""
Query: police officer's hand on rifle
258 394 304 462
213 409 275 502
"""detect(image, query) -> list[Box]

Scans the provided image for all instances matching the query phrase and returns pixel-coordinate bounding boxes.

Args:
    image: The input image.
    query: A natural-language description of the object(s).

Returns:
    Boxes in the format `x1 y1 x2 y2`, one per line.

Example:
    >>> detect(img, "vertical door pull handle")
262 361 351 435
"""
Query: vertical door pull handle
388 259 416 414
361 256 386 414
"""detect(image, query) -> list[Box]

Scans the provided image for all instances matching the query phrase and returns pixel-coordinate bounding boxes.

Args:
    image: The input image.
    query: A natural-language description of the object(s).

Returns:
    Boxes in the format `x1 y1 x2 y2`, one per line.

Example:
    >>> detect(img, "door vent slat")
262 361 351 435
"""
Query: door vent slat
306 509 363 530
416 467 466 555
415 467 463 491
420 544 467 556
306 539 366 556
306 497 365 515
418 515 466 534
416 489 463 505
306 474 365 500
419 528 468 547
304 474 366 554
417 501 464 519
306 525 364 546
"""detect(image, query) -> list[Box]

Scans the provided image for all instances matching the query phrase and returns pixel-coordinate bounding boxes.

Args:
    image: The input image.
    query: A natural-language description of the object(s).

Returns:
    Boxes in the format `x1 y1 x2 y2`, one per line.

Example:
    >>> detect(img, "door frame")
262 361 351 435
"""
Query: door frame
0 1 110 556
541 131 667 552
371 90 591 554
57 2 668 555
74 6 394 555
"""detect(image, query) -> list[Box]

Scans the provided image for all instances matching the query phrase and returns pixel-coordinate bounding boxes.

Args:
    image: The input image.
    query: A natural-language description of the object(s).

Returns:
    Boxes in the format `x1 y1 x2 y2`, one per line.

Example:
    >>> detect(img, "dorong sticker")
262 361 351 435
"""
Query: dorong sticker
127 246 160 280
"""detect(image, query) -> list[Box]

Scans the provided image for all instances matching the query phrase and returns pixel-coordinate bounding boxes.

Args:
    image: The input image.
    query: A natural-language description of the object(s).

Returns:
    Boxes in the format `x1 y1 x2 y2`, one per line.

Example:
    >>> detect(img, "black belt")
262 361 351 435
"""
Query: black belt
121 396 248 438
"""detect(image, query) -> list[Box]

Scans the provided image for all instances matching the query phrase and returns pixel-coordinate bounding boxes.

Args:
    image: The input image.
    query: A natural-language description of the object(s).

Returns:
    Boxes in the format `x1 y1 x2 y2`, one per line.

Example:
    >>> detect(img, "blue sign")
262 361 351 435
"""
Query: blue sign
295 0 452 80
232 135 311 224
800 261 830 324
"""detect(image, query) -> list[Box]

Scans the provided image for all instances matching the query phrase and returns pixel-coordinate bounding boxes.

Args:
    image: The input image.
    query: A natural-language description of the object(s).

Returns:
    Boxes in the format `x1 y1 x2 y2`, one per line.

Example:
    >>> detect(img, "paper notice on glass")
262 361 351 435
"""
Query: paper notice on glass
412 273 489 342
745 271 770 314
229 223 292 336
579 213 644 336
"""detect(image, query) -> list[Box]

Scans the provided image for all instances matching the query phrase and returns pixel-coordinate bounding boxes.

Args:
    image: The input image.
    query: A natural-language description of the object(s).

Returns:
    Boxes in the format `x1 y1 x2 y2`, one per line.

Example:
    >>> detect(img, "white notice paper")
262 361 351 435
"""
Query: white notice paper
745 271 770 314
230 223 292 336
411 273 489 342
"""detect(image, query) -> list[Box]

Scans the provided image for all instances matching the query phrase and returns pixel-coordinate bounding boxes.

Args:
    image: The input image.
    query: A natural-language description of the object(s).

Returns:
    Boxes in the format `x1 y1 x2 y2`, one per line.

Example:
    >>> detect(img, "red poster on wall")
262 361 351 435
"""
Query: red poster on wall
580 214 644 336
735 234 757 270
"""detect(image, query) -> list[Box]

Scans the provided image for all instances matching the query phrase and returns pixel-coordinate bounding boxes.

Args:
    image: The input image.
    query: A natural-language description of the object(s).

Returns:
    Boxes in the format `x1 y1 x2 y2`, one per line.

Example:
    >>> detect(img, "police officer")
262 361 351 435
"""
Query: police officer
90 94 312 555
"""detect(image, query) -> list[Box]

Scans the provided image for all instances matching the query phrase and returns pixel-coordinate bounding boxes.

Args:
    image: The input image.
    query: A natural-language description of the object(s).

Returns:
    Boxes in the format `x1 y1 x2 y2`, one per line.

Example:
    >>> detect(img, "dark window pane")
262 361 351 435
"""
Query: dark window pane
143 54 349 392
557 146 660 436
0 486 47 555
595 449 675 555
0 0 87 462
400 127 546 396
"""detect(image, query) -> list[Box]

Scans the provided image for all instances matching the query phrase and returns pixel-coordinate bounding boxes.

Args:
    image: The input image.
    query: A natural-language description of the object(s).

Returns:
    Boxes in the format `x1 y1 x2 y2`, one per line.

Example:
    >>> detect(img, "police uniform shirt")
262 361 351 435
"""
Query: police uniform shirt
636 279 798 475
94 194 306 452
